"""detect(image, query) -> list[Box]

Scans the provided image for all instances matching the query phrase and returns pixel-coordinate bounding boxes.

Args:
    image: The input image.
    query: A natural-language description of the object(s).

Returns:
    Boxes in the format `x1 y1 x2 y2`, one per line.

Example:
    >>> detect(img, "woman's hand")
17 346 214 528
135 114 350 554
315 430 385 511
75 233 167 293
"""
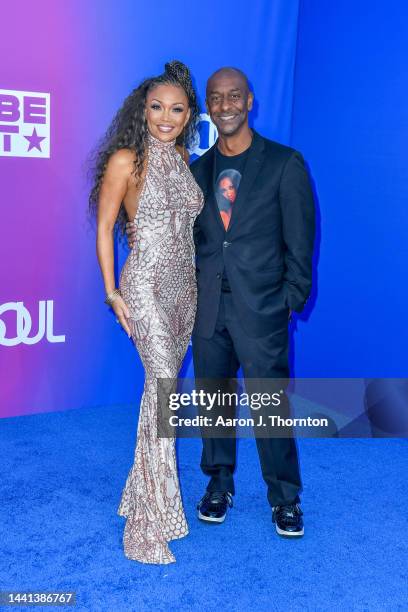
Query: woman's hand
111 296 132 338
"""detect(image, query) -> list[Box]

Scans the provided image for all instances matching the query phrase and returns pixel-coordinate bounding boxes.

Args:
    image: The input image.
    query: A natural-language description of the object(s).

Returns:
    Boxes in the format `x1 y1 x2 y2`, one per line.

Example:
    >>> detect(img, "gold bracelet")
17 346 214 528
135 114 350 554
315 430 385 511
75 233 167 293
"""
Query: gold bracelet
104 288 121 306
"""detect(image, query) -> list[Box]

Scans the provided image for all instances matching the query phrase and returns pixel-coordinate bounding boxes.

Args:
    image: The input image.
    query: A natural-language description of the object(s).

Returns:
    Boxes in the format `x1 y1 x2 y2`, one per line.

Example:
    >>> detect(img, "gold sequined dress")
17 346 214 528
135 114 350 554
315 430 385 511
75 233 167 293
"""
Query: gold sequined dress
117 132 204 564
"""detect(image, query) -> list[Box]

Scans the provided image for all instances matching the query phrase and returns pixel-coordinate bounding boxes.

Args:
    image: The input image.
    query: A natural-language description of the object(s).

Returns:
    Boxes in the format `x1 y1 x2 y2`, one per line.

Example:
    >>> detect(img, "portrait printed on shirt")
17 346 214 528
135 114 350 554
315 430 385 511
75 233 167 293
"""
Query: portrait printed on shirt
215 169 242 230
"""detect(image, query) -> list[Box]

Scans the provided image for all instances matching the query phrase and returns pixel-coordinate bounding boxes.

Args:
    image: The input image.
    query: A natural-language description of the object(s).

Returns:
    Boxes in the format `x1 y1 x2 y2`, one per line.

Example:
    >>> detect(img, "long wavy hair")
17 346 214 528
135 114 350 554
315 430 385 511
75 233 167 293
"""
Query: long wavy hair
88 60 200 238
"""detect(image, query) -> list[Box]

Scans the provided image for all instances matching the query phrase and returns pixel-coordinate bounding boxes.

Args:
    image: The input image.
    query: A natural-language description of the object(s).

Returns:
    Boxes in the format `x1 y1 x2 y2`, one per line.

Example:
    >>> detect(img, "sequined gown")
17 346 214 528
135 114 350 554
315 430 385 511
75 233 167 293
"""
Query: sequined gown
117 132 204 564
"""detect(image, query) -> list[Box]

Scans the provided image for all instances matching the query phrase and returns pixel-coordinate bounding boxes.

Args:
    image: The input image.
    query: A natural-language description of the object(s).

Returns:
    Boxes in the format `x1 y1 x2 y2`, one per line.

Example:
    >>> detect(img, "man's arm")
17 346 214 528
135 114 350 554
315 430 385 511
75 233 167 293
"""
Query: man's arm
279 150 316 313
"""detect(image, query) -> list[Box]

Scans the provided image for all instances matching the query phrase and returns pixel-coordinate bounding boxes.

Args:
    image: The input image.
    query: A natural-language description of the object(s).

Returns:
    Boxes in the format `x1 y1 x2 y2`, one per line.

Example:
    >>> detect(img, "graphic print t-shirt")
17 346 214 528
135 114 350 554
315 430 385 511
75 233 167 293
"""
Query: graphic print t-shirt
214 146 250 230
214 143 252 290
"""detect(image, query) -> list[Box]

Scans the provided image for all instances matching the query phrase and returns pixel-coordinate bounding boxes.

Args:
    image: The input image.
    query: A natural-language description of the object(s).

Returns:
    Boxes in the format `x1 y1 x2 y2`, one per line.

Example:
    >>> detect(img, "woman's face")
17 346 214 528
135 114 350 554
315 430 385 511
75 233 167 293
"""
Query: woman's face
219 177 237 203
145 84 190 143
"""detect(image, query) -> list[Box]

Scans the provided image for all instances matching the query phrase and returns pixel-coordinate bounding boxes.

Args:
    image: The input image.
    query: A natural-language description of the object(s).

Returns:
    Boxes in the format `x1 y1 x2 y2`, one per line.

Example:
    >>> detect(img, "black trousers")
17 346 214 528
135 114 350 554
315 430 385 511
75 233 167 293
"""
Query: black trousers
192 290 302 507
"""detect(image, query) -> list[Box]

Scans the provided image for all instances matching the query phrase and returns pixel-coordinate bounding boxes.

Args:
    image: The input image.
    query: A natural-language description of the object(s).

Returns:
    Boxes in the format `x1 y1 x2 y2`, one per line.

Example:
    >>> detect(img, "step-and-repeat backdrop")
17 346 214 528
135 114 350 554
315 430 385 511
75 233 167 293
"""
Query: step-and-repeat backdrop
2 1 406 426
0 0 300 417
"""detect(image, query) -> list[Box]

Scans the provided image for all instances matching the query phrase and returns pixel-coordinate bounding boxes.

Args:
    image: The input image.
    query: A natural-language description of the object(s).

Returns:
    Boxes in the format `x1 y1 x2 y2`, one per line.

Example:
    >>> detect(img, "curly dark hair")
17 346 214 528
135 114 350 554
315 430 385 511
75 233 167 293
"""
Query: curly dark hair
88 60 200 237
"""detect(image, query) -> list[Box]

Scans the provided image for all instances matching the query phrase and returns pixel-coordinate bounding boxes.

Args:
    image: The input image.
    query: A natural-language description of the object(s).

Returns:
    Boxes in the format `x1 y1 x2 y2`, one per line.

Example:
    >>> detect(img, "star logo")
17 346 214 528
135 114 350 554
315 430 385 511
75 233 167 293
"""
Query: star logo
1 90 50 158
24 127 46 152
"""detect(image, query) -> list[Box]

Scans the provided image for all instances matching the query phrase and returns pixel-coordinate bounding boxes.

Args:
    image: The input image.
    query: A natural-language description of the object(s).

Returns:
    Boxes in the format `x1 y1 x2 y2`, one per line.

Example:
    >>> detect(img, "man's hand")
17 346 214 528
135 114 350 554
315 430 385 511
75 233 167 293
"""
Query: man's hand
125 221 137 250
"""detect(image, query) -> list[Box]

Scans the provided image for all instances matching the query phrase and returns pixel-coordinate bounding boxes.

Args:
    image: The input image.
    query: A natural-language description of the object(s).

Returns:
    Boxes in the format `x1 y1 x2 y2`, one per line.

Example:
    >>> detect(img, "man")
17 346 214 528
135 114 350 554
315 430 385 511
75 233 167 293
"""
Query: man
127 67 315 537
189 68 315 537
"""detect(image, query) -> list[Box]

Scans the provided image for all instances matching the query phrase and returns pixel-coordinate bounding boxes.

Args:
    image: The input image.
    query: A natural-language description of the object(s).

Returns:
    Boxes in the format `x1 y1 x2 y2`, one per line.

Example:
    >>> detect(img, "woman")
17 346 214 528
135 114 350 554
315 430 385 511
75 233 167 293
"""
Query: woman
89 61 204 564
215 169 241 229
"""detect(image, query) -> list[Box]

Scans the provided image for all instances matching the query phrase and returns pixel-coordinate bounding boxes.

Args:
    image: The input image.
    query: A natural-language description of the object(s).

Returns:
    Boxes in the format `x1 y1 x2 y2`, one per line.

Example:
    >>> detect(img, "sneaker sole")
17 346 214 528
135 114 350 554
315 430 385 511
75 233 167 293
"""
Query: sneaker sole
275 525 304 537
198 510 226 523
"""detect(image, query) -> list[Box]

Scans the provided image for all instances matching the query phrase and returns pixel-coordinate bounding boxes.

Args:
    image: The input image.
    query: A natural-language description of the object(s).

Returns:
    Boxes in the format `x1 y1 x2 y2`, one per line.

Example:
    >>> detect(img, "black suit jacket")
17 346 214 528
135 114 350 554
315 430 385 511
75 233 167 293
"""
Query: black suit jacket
190 130 315 339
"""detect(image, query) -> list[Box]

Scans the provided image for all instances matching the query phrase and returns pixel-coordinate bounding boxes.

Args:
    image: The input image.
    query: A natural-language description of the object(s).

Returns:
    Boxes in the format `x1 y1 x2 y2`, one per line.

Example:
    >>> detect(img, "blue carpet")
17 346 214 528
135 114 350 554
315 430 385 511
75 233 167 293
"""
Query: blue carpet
0 405 407 611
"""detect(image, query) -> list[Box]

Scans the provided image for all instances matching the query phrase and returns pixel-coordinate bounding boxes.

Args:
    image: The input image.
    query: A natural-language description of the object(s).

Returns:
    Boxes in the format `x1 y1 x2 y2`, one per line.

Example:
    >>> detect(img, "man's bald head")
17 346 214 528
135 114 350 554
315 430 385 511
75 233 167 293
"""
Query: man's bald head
206 67 251 96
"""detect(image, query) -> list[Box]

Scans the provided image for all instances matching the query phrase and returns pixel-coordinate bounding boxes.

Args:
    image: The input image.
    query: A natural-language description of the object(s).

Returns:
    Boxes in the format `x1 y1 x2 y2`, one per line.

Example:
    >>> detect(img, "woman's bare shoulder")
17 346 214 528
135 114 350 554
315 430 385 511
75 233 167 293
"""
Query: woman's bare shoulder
103 149 137 185
108 148 137 169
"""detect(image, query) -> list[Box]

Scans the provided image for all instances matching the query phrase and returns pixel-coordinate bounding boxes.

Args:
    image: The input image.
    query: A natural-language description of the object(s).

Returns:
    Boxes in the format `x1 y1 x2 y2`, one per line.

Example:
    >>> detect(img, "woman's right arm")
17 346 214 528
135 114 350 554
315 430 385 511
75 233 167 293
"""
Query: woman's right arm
97 149 134 336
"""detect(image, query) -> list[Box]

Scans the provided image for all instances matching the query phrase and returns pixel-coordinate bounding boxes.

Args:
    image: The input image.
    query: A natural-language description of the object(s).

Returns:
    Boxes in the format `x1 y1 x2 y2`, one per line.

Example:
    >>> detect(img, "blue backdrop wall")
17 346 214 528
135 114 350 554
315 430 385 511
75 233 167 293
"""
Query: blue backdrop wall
290 0 408 377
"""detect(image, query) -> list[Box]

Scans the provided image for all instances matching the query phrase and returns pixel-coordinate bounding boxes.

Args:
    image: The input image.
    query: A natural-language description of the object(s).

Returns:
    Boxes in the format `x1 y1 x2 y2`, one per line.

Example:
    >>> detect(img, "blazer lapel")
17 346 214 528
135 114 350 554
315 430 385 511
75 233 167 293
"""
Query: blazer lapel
226 130 265 233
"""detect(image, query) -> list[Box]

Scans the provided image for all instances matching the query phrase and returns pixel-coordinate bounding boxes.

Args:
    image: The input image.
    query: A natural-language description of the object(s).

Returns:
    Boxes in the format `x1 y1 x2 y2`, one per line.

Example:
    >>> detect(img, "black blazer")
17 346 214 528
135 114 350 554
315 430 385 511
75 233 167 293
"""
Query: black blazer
190 130 315 339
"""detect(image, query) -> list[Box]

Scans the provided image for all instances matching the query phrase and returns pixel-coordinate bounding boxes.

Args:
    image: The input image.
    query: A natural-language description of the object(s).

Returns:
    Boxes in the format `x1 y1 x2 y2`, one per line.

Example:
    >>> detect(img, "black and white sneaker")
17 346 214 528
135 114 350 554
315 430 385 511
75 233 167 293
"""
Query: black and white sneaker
197 491 233 523
272 503 304 537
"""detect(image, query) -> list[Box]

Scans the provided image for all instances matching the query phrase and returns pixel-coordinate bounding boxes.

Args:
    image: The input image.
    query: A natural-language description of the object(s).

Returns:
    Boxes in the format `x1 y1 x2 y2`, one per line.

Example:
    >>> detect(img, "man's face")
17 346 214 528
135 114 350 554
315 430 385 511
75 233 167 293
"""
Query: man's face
219 177 237 203
206 71 253 137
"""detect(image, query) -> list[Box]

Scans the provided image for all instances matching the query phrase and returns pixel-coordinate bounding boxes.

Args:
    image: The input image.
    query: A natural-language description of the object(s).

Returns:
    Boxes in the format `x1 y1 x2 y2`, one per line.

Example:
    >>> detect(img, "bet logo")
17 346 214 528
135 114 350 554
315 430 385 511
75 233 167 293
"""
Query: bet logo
0 89 50 158
0 300 65 346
